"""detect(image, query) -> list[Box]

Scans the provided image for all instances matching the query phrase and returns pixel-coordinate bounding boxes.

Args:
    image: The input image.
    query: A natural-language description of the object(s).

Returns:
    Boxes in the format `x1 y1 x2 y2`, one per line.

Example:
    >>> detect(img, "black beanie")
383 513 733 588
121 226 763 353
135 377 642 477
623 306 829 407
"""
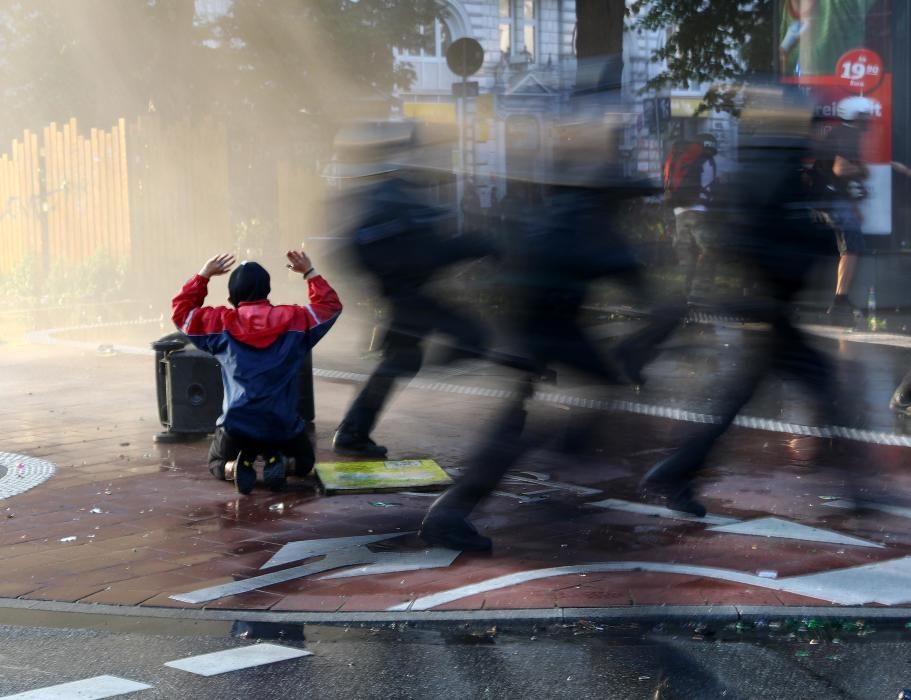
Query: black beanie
228 261 271 306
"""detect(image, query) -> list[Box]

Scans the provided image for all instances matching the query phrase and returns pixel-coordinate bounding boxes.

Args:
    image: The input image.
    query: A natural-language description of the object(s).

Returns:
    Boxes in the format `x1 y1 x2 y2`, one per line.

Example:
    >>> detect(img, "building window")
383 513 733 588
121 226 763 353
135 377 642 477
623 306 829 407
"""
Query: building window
500 0 536 63
399 18 455 59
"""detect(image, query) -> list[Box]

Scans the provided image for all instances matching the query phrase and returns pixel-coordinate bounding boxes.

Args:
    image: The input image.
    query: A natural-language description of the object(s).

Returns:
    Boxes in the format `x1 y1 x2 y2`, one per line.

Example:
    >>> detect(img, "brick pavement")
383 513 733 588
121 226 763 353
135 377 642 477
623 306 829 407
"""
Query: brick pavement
2 338 911 616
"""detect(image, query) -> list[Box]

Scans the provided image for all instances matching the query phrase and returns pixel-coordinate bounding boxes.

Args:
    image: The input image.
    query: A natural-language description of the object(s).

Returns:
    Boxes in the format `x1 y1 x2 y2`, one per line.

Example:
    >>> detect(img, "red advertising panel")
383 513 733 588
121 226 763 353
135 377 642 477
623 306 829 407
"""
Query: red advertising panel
781 0 893 234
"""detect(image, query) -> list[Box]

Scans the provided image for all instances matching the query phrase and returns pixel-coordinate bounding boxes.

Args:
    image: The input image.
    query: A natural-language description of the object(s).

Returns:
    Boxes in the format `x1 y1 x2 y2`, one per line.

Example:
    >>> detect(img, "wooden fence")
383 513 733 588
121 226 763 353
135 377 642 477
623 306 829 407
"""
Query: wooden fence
127 116 230 295
0 119 133 276
0 116 322 301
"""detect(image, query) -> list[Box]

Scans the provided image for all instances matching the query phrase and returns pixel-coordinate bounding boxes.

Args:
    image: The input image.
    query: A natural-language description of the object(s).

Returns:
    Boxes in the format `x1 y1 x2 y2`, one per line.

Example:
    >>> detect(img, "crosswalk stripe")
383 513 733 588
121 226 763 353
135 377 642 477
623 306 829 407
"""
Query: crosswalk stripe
0 675 151 700
164 643 311 677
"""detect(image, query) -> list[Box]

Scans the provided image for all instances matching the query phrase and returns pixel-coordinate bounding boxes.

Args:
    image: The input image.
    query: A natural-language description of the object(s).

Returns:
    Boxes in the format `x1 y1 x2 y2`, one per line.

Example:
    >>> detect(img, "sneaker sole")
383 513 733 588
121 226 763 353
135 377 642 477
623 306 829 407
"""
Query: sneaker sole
263 455 287 492
234 452 256 495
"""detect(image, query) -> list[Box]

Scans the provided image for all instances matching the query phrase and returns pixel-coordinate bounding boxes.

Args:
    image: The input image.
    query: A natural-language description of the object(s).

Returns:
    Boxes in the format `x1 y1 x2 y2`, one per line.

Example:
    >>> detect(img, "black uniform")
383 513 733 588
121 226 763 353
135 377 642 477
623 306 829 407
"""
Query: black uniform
643 129 854 513
420 175 681 551
334 176 502 447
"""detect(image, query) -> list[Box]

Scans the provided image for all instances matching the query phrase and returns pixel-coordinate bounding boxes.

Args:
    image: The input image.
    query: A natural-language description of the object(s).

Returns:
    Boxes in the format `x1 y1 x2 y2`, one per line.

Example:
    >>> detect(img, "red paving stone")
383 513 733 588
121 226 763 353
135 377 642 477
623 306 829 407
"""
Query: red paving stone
2 342 911 615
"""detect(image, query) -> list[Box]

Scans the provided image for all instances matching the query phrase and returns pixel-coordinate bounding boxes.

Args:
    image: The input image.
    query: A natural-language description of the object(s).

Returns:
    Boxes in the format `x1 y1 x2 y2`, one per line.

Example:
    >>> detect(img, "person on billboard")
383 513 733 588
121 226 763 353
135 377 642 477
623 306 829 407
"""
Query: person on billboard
814 96 873 324
171 251 342 494
779 0 880 77
779 0 816 75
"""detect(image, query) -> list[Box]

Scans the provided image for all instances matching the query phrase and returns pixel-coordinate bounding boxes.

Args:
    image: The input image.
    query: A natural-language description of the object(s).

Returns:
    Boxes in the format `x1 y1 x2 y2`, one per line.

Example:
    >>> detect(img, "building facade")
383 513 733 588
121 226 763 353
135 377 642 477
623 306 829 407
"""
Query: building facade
393 0 737 209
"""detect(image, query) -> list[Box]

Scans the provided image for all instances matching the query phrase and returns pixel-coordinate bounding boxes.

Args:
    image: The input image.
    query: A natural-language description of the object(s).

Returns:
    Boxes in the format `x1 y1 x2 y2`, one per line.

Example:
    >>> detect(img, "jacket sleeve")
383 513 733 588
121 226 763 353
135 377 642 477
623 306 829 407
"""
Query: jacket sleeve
290 274 343 349
171 274 228 354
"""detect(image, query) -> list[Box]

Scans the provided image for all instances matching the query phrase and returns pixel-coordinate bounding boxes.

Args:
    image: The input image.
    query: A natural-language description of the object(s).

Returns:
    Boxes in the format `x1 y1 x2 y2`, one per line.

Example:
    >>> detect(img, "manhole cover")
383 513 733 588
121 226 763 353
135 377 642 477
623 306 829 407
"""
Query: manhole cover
0 452 56 499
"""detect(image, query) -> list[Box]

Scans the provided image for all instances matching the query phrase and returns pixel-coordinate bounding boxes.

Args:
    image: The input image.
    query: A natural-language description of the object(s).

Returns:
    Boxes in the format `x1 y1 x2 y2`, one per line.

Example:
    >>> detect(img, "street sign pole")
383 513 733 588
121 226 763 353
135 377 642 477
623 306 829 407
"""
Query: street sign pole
456 75 466 231
446 37 485 234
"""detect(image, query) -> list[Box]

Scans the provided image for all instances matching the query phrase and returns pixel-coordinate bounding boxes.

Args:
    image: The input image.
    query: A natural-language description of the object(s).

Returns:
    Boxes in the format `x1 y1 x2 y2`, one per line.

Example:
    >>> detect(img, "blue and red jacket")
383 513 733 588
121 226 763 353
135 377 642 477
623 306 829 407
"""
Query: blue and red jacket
172 274 342 442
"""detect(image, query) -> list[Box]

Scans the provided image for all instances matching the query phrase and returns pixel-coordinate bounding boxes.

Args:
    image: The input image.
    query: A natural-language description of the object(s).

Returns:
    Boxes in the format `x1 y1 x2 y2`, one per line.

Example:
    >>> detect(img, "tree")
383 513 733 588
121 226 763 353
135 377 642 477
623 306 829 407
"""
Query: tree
628 0 775 112
0 0 442 142
213 0 441 126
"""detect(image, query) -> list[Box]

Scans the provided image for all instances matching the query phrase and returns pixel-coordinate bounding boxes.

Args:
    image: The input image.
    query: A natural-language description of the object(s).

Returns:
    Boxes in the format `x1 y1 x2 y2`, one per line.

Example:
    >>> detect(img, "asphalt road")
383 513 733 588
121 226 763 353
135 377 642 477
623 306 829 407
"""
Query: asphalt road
0 617 910 699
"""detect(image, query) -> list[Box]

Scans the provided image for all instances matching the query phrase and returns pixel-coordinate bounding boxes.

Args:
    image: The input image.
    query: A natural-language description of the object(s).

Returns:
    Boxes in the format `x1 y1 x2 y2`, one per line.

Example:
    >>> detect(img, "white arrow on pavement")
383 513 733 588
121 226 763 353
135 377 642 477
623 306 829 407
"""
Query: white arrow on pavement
389 555 911 611
169 532 459 605
590 499 882 548
260 532 409 569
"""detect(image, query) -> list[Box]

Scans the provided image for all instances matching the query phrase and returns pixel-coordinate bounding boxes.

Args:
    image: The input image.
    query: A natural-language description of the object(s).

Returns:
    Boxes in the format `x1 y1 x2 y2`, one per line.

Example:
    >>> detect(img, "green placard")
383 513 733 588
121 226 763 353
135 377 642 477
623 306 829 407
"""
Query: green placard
315 459 452 494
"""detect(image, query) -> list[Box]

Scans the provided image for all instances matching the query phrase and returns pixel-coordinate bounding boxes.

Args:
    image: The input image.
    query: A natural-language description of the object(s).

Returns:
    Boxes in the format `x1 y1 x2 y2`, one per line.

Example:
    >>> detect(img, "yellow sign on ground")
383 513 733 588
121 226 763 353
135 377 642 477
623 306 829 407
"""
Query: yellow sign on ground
315 459 453 494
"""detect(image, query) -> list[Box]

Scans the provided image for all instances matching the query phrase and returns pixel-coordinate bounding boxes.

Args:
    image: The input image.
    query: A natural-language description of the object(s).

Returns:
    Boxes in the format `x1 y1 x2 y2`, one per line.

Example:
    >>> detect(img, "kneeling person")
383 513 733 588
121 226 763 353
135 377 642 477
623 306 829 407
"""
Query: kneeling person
171 251 342 493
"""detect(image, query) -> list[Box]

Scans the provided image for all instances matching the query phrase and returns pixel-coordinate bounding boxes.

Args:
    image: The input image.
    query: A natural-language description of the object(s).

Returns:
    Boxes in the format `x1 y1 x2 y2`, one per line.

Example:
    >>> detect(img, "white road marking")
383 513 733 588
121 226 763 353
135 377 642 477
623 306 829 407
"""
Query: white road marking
315 368 911 449
0 675 151 700
164 643 310 677
260 532 406 569
389 555 911 611
170 548 377 604
801 323 911 349
592 499 883 548
782 556 911 605
170 534 458 604
707 516 883 549
319 548 459 579
824 499 911 519
450 468 603 500
27 320 911 449
388 562 774 611
588 498 739 526
0 453 56 500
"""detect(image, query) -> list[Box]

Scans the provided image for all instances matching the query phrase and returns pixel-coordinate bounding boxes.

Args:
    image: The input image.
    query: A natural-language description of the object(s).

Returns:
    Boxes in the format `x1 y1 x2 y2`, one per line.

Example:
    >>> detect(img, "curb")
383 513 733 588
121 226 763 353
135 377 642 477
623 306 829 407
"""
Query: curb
1 598 910 629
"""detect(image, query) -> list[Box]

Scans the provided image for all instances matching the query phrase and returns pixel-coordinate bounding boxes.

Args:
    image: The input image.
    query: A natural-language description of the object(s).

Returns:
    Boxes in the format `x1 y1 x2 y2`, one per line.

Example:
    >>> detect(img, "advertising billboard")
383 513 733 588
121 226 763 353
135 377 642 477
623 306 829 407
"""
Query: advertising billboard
781 0 893 234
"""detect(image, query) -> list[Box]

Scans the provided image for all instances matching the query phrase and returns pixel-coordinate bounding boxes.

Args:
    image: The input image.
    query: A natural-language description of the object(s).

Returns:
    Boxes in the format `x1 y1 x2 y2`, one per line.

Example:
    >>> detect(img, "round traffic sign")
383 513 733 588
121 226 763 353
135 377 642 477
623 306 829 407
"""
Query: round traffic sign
446 37 484 78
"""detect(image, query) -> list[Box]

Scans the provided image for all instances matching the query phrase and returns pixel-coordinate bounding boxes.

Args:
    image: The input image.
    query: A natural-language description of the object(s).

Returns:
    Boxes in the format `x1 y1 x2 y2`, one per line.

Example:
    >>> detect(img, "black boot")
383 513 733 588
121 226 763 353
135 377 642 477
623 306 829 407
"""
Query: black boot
642 477 707 518
333 428 388 457
419 513 492 552
420 488 491 552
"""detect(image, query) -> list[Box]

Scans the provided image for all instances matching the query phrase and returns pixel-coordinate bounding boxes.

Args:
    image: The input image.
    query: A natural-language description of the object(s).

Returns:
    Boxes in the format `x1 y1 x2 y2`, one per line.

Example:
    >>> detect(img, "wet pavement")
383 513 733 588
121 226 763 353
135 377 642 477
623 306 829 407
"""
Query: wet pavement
3 312 911 617
4 617 911 699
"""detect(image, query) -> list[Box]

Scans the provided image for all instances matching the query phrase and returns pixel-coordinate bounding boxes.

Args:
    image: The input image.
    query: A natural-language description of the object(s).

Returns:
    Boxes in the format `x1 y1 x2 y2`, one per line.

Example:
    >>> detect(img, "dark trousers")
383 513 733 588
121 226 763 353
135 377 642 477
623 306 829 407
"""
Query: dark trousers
339 294 489 437
426 280 685 522
207 426 315 480
644 265 856 490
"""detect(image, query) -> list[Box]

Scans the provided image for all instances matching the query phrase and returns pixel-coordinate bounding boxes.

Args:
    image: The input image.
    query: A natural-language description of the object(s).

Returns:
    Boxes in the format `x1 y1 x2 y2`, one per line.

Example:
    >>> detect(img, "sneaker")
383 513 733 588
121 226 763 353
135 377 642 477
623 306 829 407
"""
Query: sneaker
234 451 257 495
419 514 492 552
332 431 388 457
262 452 287 492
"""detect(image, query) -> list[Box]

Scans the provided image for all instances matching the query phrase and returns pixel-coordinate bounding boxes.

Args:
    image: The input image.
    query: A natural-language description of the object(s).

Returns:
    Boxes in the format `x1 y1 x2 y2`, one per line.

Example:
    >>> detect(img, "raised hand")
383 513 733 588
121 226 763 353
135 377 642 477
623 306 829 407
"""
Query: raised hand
199 253 236 279
286 250 314 275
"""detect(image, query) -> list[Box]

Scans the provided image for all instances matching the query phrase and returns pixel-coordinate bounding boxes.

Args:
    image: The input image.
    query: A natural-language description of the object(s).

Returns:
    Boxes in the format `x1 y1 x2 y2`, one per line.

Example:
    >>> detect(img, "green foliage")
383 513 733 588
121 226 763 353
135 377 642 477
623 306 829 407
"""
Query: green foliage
0 255 42 301
628 0 775 114
0 251 127 306
0 0 443 142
